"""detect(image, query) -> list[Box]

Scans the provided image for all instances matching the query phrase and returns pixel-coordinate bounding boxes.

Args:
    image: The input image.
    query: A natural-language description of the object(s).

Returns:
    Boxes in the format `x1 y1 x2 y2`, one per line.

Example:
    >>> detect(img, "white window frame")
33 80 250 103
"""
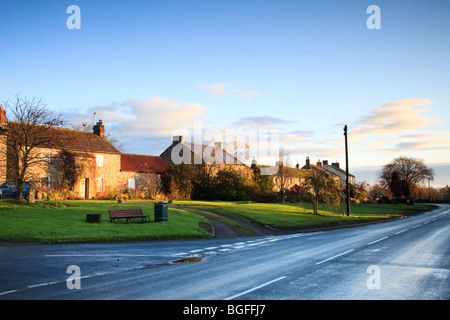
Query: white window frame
96 155 104 167
128 178 136 190
41 150 52 163
96 178 103 192
40 176 51 189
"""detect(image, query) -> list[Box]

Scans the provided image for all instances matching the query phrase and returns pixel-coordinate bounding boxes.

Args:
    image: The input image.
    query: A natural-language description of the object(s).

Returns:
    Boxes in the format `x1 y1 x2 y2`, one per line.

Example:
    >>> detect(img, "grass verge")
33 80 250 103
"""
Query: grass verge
0 199 210 244
0 199 437 244
172 200 437 230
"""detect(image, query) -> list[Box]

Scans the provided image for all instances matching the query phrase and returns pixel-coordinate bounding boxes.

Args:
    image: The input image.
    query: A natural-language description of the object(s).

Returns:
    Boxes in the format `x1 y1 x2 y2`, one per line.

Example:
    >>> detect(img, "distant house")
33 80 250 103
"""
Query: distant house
0 108 168 199
322 160 355 188
160 135 246 169
251 160 310 192
300 156 354 188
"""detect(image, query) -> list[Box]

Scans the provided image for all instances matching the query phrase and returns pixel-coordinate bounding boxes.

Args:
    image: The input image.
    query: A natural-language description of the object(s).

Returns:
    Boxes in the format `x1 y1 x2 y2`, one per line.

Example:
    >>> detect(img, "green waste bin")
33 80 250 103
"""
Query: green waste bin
154 202 168 222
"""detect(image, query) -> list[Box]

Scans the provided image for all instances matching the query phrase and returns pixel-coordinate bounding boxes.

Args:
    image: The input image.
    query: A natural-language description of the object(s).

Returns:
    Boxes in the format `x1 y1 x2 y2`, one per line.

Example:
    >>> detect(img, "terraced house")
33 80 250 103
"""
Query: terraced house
0 108 168 199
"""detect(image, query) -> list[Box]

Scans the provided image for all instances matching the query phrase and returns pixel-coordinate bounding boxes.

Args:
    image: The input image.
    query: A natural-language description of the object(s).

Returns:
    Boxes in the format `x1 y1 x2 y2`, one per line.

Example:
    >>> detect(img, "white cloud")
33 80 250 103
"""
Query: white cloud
65 97 208 138
365 130 450 154
342 98 450 169
199 83 228 97
233 116 294 129
352 98 437 138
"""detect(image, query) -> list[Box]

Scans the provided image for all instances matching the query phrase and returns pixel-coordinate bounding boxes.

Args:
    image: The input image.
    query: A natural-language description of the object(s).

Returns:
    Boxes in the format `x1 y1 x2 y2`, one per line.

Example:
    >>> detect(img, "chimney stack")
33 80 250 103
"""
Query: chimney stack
0 107 6 123
172 135 184 144
93 120 105 137
214 142 223 150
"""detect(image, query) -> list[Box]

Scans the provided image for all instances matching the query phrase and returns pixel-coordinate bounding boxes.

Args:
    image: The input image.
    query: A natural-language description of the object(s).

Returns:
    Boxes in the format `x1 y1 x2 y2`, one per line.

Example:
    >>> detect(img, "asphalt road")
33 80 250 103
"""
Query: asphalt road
0 204 449 300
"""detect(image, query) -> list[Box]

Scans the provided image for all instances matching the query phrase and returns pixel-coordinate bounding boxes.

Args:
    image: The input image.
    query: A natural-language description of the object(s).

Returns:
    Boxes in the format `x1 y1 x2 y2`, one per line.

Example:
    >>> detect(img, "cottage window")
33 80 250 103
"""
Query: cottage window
128 178 136 190
40 176 51 190
96 178 103 192
41 150 52 163
96 155 104 167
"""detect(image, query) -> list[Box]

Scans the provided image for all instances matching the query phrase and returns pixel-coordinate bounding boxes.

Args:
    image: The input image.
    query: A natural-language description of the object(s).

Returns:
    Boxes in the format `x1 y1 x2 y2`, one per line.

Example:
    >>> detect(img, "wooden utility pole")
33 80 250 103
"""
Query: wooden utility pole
344 125 350 216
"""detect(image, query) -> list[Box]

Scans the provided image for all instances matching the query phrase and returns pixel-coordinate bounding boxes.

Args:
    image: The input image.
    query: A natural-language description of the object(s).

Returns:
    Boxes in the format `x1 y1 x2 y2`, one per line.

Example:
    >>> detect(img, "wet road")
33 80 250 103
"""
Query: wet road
1 204 449 300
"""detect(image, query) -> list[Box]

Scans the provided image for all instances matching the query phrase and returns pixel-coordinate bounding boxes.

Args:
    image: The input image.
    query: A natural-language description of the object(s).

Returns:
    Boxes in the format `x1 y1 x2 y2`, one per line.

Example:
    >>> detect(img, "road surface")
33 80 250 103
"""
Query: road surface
0 204 448 300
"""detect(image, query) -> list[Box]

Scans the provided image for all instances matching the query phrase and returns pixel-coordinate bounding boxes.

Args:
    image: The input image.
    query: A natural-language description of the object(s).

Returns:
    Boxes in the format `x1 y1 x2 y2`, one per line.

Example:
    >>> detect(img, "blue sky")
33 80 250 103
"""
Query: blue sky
1 0 449 186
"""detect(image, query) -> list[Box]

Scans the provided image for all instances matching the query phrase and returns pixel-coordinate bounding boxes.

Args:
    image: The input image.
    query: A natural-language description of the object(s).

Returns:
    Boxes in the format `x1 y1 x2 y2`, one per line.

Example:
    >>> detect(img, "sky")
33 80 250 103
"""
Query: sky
1 0 449 187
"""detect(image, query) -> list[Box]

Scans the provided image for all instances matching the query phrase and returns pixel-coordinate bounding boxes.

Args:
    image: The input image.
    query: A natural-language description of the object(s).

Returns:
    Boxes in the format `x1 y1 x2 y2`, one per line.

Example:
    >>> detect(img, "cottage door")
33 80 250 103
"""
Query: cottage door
80 178 90 199
85 178 90 199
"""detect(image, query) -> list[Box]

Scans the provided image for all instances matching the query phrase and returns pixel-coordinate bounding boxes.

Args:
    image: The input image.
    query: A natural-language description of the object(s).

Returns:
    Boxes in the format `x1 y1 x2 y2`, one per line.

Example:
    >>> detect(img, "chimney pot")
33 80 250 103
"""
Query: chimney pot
173 135 184 144
214 142 223 150
93 120 105 137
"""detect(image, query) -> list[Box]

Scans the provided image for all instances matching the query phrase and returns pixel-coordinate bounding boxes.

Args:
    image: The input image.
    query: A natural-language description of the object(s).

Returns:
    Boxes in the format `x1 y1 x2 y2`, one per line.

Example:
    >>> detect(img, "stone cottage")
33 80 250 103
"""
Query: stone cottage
0 108 168 199
160 135 249 177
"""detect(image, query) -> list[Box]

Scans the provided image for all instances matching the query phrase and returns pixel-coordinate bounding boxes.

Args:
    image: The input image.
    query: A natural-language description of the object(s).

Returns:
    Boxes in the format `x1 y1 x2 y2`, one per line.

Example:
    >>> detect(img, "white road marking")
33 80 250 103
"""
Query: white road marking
224 276 287 300
367 236 388 245
189 249 204 253
28 283 49 288
315 249 355 265
0 290 18 296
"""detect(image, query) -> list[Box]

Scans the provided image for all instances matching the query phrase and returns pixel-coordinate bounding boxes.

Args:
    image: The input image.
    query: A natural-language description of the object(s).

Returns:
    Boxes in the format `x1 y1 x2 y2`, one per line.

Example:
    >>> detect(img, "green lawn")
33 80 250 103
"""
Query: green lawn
0 199 211 244
0 199 436 244
173 200 436 229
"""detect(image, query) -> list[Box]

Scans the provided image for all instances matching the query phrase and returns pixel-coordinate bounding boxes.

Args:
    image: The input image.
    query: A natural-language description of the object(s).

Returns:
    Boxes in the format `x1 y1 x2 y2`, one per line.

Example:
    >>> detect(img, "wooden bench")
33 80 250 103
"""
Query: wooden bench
108 208 150 223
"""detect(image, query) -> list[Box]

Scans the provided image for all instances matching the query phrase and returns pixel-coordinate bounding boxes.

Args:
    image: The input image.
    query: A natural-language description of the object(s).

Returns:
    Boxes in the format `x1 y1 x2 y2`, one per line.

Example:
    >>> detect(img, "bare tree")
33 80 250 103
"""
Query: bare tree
135 163 162 199
70 121 93 132
0 95 64 201
378 156 435 199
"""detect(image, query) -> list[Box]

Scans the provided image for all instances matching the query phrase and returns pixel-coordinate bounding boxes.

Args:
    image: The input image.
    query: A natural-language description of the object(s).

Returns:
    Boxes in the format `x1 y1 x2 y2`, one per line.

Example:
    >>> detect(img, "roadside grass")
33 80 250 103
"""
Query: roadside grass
0 199 436 243
172 200 436 229
0 199 210 244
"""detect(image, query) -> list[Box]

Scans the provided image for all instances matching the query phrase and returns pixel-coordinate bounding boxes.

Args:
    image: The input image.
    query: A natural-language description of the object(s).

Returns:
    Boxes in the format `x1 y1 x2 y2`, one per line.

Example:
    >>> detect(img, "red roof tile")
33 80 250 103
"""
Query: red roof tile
121 153 169 174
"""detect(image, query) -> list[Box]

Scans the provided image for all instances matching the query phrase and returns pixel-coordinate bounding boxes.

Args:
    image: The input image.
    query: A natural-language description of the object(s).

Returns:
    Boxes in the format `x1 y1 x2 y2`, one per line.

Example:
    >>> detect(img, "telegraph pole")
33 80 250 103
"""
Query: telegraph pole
344 125 350 216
